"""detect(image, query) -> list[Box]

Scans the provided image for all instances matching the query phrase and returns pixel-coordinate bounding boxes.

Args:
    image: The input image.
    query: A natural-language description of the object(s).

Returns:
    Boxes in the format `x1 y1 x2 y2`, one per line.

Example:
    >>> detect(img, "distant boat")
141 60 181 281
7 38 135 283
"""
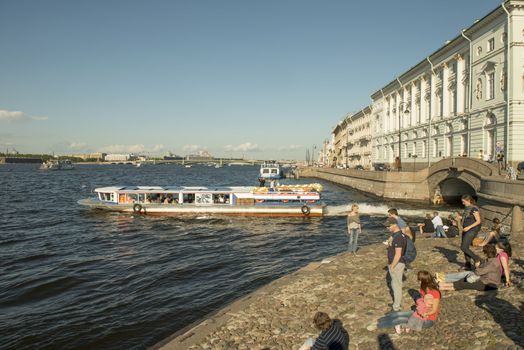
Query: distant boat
185 165 192 168
40 159 74 170
259 162 282 179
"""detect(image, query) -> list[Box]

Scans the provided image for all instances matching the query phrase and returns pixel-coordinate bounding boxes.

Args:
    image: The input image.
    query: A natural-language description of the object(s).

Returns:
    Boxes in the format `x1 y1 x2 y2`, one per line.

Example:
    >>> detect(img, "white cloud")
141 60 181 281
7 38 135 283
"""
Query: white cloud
183 144 206 152
102 144 146 154
69 142 87 150
224 142 260 152
152 144 165 152
0 109 48 122
279 144 303 151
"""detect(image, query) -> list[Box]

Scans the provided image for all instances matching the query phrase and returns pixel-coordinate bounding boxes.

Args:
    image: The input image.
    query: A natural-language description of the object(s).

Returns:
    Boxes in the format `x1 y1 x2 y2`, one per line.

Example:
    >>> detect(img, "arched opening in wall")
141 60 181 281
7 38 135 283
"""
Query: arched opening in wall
438 178 476 204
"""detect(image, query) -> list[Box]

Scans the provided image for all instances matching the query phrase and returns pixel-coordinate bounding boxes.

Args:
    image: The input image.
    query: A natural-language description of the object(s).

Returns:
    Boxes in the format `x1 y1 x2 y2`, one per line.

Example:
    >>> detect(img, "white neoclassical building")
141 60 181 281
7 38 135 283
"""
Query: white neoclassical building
371 1 524 170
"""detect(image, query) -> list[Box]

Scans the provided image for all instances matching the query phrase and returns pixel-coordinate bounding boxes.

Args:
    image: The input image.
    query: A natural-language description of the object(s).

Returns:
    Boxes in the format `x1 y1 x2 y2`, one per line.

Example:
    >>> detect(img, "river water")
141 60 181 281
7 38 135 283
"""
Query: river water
0 164 447 350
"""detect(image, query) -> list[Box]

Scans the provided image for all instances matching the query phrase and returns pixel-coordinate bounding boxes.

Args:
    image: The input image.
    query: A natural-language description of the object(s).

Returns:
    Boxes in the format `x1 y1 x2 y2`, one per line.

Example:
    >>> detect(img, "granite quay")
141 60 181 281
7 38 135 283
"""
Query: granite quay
154 235 524 350
300 157 524 235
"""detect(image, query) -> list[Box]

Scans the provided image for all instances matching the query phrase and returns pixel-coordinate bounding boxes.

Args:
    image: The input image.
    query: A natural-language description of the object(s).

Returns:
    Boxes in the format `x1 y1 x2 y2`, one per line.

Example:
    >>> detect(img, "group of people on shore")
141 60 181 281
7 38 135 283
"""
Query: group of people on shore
300 194 513 349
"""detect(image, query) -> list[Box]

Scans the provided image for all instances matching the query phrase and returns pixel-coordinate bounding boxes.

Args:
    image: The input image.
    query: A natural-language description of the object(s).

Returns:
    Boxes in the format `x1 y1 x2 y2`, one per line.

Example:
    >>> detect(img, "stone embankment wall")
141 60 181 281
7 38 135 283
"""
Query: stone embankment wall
299 166 524 235
298 167 431 202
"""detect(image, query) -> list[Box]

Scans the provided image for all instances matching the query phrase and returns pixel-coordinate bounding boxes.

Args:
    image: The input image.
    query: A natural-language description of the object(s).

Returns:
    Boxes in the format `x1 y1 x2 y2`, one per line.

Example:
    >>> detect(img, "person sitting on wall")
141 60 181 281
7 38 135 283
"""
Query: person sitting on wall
417 213 435 237
431 212 446 238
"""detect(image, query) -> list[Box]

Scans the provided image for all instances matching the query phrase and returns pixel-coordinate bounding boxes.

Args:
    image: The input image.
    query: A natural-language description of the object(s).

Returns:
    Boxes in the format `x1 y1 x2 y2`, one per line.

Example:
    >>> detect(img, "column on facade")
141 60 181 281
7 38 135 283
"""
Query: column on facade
410 83 416 126
456 55 465 114
388 97 393 133
442 63 450 117
396 92 401 130
420 78 427 123
430 72 437 120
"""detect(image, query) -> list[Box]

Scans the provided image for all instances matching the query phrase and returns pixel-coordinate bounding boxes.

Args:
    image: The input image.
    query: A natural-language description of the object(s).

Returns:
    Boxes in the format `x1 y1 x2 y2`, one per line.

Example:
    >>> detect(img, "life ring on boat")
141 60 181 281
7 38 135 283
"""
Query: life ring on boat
133 204 143 213
301 205 311 216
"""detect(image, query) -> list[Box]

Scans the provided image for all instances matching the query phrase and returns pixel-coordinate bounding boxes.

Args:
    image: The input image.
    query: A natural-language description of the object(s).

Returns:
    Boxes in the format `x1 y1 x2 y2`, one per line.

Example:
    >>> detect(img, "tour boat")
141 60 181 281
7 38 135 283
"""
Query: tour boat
259 162 282 179
78 184 324 217
40 159 74 170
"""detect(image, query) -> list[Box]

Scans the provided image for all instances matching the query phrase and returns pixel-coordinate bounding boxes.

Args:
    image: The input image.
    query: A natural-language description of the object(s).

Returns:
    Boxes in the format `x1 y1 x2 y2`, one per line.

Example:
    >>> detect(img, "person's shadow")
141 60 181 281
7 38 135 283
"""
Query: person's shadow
377 333 396 350
433 246 462 267
475 290 524 347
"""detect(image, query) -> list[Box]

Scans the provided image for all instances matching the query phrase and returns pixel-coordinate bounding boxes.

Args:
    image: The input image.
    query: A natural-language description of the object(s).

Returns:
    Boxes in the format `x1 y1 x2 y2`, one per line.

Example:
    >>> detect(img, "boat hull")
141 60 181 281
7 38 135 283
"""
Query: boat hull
78 198 324 217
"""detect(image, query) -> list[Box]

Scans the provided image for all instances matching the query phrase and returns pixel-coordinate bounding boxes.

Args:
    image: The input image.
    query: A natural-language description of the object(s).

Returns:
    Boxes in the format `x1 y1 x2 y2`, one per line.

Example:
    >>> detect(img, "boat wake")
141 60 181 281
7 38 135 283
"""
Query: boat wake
324 203 454 218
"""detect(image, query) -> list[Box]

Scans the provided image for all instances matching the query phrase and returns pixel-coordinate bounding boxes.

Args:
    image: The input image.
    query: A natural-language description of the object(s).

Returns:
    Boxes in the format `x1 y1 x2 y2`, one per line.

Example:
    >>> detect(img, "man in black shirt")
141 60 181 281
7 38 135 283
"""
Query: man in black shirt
385 217 407 312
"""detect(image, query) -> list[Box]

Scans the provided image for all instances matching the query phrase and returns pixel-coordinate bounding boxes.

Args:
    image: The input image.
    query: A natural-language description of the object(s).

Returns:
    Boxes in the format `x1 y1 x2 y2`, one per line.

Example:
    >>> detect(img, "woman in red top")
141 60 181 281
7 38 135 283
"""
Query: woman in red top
377 270 441 333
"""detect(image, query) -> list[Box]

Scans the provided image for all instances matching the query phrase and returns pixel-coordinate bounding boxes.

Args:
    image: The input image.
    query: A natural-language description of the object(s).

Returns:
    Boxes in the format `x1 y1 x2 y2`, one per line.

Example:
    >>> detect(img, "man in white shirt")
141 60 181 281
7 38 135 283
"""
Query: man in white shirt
432 211 446 238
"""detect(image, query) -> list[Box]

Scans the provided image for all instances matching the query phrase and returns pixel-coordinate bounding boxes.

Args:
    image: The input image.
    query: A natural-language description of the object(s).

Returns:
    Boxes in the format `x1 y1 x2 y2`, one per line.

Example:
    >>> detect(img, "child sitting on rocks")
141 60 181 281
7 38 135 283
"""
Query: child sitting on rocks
299 311 349 350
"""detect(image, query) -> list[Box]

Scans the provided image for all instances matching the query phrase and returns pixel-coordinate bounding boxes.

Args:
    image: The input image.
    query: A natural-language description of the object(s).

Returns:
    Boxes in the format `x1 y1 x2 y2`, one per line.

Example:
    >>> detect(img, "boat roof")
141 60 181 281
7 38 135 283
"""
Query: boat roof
95 186 255 193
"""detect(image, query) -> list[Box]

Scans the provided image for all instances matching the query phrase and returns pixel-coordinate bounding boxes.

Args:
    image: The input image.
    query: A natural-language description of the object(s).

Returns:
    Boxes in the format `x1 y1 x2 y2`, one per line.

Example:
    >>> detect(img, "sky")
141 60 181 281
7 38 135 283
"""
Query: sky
0 0 503 160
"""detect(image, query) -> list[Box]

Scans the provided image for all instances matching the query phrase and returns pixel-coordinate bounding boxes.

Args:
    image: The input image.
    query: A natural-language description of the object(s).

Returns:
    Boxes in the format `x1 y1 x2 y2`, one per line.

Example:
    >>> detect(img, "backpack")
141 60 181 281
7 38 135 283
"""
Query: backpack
403 237 417 263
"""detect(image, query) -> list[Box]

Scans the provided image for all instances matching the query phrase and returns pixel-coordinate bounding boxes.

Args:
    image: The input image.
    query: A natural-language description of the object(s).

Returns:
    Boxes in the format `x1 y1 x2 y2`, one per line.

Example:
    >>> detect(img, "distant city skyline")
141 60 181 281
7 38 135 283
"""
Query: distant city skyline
0 0 501 159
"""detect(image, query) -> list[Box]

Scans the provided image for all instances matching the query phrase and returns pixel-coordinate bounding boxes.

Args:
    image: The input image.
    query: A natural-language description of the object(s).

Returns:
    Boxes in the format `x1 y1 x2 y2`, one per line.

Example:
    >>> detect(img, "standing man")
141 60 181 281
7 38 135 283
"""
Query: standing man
385 217 407 312
496 151 505 175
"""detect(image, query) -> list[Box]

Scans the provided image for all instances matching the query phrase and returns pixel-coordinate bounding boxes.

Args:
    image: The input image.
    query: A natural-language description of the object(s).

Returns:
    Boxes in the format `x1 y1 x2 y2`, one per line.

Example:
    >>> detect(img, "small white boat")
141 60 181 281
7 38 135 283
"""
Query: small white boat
78 184 325 217
185 165 192 168
260 162 282 179
40 159 74 170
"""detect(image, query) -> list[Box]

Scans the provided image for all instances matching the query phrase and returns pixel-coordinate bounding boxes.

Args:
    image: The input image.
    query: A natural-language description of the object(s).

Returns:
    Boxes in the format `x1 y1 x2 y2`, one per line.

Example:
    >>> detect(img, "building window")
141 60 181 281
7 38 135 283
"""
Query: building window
487 72 495 100
422 140 427 158
404 143 408 158
412 142 417 156
433 138 438 158
488 38 495 52
477 46 482 56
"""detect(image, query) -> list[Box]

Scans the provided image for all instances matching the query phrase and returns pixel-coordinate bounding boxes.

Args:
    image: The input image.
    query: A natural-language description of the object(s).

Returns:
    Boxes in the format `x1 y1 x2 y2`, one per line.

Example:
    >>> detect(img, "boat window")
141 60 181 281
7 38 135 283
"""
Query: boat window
128 193 139 203
163 194 178 204
183 193 195 204
99 192 112 201
138 193 146 203
212 193 230 204
271 169 278 174
195 193 213 204
262 169 269 174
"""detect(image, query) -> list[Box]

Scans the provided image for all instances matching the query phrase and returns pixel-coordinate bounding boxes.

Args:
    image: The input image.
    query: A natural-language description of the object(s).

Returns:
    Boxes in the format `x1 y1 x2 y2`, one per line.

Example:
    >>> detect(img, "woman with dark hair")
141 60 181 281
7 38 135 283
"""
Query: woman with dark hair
460 194 482 270
440 245 501 291
377 270 441 334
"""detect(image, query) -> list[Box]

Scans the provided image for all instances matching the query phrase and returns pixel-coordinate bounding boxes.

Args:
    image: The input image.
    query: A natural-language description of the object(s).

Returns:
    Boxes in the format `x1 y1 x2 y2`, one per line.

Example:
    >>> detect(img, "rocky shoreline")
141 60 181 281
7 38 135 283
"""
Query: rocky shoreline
155 236 524 350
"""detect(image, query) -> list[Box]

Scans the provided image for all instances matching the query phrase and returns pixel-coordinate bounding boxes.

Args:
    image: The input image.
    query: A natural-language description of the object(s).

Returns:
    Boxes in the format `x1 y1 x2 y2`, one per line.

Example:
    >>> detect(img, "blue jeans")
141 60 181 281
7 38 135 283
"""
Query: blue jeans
378 311 435 329
348 228 359 252
444 271 471 282
432 225 447 238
